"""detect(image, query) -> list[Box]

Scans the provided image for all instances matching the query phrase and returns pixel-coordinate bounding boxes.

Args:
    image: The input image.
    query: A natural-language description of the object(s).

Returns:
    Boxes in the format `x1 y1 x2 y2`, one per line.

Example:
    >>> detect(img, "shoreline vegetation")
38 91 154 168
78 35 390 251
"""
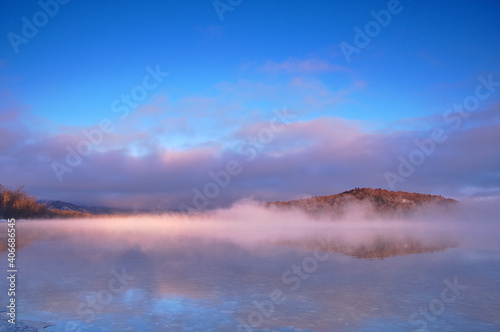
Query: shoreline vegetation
0 185 90 220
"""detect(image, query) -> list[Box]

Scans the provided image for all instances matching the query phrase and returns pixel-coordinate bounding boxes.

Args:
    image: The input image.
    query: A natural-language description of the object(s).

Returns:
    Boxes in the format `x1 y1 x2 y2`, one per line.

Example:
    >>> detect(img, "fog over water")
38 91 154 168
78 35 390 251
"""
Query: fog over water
21 197 499 245
1 199 499 331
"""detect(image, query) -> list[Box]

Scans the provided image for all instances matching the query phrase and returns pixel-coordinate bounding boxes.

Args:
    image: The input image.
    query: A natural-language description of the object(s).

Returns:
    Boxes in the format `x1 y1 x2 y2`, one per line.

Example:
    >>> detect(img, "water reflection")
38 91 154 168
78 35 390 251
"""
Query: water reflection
0 206 499 331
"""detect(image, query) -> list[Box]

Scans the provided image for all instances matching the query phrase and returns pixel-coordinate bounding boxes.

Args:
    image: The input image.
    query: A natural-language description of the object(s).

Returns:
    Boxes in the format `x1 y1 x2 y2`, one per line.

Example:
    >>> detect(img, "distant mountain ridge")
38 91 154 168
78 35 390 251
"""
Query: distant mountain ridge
37 200 138 215
266 188 457 216
38 200 90 213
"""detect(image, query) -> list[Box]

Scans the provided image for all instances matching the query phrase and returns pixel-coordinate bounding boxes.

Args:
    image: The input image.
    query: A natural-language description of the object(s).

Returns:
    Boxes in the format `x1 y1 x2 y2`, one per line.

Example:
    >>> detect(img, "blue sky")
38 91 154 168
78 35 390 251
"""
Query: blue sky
1 0 499 209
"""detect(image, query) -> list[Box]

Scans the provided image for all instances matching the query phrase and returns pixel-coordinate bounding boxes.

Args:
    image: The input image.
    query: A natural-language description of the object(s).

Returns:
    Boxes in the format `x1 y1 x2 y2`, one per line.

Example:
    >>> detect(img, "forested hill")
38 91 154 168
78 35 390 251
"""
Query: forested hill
266 188 457 216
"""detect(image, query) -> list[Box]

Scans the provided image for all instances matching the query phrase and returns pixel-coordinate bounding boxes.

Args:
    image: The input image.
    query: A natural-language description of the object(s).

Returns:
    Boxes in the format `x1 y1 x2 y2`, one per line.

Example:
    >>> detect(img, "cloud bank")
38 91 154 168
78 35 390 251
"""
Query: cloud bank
0 96 499 209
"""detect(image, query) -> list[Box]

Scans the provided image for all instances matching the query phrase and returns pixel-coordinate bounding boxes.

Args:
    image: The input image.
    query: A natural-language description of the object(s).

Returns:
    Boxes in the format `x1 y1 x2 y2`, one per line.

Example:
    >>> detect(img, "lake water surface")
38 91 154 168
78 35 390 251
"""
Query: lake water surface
1 203 499 331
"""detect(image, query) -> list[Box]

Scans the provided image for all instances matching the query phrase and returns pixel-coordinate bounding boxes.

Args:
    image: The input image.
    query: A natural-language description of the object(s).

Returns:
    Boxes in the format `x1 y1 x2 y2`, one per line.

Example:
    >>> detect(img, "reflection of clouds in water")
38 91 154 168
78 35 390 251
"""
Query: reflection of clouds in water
115 245 155 294
5 238 500 331
1 199 499 331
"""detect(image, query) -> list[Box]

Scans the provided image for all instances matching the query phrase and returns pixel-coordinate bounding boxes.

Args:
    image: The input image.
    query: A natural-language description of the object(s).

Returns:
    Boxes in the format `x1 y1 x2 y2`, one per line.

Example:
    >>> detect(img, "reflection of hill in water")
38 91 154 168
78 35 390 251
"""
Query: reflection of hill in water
0 231 39 252
278 235 456 259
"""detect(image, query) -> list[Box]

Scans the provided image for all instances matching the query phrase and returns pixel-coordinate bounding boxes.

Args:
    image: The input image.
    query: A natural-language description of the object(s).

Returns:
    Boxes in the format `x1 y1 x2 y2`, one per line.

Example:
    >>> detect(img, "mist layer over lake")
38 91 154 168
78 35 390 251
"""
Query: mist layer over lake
1 200 499 331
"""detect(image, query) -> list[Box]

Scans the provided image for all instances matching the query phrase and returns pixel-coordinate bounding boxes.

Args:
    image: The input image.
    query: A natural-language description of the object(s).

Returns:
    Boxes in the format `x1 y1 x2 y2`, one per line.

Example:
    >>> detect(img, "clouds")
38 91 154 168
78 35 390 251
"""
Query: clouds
1 47 499 210
1 93 499 209
0 0 499 221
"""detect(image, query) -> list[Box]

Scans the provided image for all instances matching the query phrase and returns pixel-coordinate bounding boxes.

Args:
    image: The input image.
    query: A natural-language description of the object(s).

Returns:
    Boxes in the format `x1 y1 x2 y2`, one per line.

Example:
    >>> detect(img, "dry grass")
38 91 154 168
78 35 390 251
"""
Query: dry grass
0 184 89 219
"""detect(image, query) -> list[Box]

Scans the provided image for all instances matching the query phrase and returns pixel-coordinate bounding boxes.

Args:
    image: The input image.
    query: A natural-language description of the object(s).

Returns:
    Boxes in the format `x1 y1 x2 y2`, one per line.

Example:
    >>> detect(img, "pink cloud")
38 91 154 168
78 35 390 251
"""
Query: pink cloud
1 98 499 210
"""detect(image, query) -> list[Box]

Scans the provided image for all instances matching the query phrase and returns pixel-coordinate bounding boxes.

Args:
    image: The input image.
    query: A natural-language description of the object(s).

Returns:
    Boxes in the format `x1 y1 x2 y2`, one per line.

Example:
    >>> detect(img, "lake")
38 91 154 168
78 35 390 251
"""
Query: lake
1 202 499 331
